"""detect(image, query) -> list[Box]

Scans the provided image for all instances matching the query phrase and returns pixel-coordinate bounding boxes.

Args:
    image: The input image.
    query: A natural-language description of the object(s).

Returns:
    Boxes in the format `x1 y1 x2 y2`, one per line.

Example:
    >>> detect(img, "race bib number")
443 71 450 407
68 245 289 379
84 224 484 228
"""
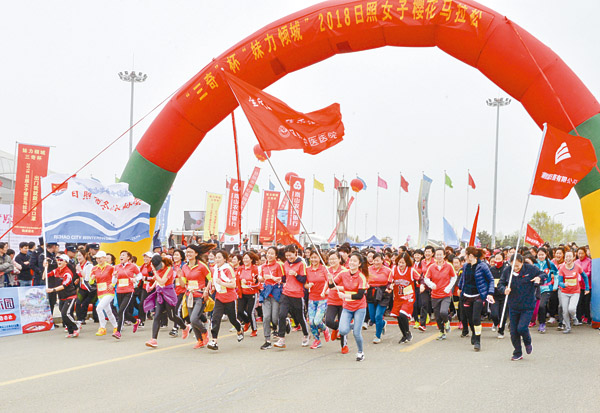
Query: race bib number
98 282 107 291
241 280 248 288
566 278 577 287
188 280 199 289
118 278 129 287
403 285 413 295
175 278 181 286
494 279 499 286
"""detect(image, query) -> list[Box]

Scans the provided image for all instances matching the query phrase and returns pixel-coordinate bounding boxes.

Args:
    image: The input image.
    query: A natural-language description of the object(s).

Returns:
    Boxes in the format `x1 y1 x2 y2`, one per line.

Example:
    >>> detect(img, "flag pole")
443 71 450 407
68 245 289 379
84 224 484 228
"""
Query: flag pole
311 174 315 231
397 172 402 246
231 112 243 251
443 170 446 220
466 169 470 230
376 172 380 237
499 123 547 327
332 174 336 231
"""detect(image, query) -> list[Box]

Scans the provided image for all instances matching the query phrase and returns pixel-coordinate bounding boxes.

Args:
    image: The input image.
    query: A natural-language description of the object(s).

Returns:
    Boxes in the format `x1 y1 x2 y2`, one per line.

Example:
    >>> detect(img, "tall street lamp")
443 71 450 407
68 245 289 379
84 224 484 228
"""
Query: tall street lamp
118 71 148 155
486 97 511 249
552 211 565 244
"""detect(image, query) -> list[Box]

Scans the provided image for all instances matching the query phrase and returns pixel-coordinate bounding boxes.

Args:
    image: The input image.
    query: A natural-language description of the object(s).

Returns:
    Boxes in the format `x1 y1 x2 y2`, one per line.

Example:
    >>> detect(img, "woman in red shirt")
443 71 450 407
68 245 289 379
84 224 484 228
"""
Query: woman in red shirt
183 244 213 349
45 254 79 338
328 252 369 362
237 251 260 337
258 247 284 350
136 252 154 327
206 250 244 351
557 250 589 334
170 249 187 338
305 249 331 349
324 251 348 353
391 252 420 344
422 248 457 340
112 250 141 339
367 253 393 344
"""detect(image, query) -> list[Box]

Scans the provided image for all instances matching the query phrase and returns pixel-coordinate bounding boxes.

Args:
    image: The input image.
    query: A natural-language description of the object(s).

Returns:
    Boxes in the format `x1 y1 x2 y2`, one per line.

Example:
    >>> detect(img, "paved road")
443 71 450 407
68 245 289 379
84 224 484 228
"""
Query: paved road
1 320 599 412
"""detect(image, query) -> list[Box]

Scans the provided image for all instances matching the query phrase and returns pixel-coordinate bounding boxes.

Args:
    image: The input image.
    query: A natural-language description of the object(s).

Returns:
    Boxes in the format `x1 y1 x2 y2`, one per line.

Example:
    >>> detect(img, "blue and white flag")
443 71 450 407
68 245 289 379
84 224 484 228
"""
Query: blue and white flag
269 180 275 191
461 227 481 247
41 175 150 243
443 218 460 248
154 194 171 243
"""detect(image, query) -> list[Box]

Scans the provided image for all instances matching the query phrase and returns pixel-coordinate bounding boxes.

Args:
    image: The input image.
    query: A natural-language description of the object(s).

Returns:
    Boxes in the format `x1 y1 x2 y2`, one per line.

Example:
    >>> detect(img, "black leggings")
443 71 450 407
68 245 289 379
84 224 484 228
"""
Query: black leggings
490 294 507 334
152 299 186 339
77 289 98 322
325 304 343 331
419 289 432 325
237 293 258 331
397 313 410 338
116 292 137 332
135 289 149 323
462 296 484 334
211 299 241 339
277 295 308 338
537 291 551 324
59 298 78 334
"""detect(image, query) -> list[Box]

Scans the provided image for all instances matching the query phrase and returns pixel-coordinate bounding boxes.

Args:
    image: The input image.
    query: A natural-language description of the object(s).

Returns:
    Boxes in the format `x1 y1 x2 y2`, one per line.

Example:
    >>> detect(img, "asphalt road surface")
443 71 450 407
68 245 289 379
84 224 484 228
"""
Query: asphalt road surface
1 320 599 412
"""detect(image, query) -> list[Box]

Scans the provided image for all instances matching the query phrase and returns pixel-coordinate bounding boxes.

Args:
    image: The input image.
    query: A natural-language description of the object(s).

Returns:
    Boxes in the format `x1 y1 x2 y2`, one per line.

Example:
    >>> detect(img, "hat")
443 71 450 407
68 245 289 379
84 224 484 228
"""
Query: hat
88 243 100 250
47 242 58 247
57 254 70 261
94 251 107 258
143 251 153 258
65 245 77 253
151 254 163 270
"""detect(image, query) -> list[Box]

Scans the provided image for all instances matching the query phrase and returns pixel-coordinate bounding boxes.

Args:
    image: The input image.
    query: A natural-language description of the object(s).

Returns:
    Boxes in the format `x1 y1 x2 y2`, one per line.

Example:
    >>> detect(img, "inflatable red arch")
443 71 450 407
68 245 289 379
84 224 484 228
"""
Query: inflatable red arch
111 0 600 322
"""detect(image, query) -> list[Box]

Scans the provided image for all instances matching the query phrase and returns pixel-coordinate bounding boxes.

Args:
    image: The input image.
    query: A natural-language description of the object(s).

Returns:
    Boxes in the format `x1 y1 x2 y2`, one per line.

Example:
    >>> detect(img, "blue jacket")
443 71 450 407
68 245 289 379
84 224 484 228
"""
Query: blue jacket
535 259 558 294
458 260 495 301
497 263 546 311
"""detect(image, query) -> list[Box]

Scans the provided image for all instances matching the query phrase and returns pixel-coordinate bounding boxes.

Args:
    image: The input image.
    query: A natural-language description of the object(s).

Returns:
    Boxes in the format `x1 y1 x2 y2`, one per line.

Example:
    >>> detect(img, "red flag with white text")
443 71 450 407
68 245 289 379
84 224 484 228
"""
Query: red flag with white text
287 176 305 235
240 167 260 213
525 224 545 247
259 191 280 243
224 179 244 235
531 124 597 199
222 71 344 155
276 218 302 249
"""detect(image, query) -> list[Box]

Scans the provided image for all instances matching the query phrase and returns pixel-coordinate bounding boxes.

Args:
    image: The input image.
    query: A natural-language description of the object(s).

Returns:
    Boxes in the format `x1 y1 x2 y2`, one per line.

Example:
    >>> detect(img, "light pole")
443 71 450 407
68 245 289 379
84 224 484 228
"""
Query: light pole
118 71 148 155
486 97 511 249
552 211 565 244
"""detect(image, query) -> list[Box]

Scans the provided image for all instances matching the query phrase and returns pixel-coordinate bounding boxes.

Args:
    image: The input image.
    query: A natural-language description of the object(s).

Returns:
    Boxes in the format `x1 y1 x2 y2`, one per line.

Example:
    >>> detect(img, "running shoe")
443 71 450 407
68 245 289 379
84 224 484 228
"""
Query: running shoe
286 318 291 334
497 333 504 339
436 332 446 341
491 325 497 332
538 323 546 334
293 325 302 332
169 328 178 337
112 331 121 339
525 344 533 354
557 324 565 330
330 329 338 341
310 339 322 349
444 321 451 333
274 338 286 348
528 322 536 328
139 322 145 328
244 323 250 332
474 342 480 352
548 317 556 324
133 319 140 334
193 339 205 349
65 333 74 338
260 341 272 350
382 320 387 335
399 337 407 344
356 352 365 362
341 345 349 354
250 330 257 337
372 337 381 344
413 321 420 329
207 340 219 351
563 328 571 334
406 331 413 342
460 332 469 338
323 328 331 342
573 319 582 326
237 332 244 342
301 336 309 347
511 355 523 361
201 332 209 346
418 325 426 332
145 338 158 348
362 322 368 330
96 327 107 336
72 329 80 338
182 324 191 340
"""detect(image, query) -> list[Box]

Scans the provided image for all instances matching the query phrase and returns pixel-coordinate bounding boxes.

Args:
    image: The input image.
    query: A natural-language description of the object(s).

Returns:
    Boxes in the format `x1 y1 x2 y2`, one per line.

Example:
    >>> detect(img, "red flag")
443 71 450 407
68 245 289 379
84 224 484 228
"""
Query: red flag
225 179 230 189
275 218 302 249
240 167 260 213
222 71 344 155
400 175 409 193
377 176 388 189
525 224 545 247
334 177 341 190
468 173 476 189
182 237 188 247
531 124 597 199
279 191 289 210
287 176 305 235
469 205 480 247
224 179 244 235
259 191 280 243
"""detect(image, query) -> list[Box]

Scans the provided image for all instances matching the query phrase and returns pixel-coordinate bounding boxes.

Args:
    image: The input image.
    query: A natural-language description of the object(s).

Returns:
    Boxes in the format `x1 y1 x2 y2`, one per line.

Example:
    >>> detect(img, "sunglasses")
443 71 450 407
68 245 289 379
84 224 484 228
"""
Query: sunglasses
56 258 65 262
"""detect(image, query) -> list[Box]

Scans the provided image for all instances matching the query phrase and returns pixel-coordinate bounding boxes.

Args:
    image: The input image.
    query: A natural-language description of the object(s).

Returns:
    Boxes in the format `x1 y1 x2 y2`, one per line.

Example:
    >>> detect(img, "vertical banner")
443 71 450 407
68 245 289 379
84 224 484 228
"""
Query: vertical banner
224 179 244 235
287 176 305 235
240 167 261 213
203 193 223 241
279 191 289 211
12 144 50 236
154 194 171 242
417 175 433 248
0 286 53 337
259 191 281 243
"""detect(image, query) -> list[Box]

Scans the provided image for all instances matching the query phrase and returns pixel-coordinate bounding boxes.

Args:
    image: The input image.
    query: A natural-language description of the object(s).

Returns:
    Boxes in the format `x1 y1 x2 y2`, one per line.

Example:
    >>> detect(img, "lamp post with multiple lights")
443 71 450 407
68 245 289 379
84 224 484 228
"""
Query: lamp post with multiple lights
118 71 148 155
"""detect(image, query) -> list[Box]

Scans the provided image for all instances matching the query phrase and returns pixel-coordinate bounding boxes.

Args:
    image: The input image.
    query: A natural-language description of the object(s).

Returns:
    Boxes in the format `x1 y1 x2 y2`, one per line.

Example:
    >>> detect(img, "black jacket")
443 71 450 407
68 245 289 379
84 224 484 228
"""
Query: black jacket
14 252 32 281
497 263 545 311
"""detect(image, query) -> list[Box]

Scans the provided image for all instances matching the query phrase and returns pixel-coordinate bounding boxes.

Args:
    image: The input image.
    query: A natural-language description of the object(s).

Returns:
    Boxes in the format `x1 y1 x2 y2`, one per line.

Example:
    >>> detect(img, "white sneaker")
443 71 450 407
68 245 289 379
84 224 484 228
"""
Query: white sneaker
497 333 504 339
548 317 556 324
373 336 381 344
356 352 365 362
362 322 368 330
301 336 309 347
491 325 497 332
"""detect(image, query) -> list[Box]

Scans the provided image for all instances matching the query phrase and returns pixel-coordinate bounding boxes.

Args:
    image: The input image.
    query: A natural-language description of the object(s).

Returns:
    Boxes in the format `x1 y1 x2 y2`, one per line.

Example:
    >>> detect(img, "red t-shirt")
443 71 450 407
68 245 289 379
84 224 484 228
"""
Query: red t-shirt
155 266 174 286
213 265 237 303
182 261 210 298
140 263 154 292
114 262 140 294
559 263 584 295
392 265 419 299
368 265 392 287
334 270 369 311
92 264 115 297
261 261 284 286
306 264 328 301
238 265 260 295
327 266 346 306
282 259 307 298
424 262 456 299
173 263 187 295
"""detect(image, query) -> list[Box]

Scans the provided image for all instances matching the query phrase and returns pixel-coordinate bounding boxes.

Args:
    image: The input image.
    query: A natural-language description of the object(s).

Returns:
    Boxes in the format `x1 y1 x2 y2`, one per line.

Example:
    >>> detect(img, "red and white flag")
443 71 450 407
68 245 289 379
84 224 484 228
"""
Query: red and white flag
400 175 409 193
276 218 302 249
259 191 280 243
377 176 388 189
222 71 345 155
287 176 305 235
240 167 260 213
334 176 341 190
525 224 545 247
531 124 597 199
468 172 476 190
224 179 244 235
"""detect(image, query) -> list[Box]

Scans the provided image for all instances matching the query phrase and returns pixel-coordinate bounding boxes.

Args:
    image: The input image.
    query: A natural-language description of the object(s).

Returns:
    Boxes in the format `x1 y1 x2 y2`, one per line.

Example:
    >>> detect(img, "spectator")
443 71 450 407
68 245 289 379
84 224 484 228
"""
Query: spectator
15 242 34 286
0 242 15 287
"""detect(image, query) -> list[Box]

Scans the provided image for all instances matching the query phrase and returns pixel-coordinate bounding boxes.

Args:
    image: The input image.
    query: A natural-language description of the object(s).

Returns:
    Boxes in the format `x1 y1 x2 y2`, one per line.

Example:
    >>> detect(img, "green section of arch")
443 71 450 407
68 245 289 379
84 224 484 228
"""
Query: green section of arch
573 113 600 199
120 150 176 217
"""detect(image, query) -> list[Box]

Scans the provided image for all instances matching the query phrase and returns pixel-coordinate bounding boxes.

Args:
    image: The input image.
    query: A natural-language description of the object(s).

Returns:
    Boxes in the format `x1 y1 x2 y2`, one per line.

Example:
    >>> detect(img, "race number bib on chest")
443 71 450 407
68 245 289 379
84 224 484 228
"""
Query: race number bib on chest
118 278 129 287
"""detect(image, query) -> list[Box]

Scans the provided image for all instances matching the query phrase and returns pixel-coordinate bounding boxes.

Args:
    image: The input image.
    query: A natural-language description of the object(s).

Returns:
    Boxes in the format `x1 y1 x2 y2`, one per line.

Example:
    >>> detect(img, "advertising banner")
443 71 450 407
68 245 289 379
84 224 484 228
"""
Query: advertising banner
0 286 53 337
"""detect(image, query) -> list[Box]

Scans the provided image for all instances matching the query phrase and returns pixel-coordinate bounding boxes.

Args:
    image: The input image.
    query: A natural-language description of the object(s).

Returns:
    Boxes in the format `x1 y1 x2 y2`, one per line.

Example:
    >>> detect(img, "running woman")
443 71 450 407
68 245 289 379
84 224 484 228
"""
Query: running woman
113 250 141 339
171 249 187 337
497 254 545 361
575 247 592 324
305 249 330 349
90 251 118 336
45 254 79 337
258 246 284 350
329 252 369 361
535 248 558 333
367 253 393 344
324 251 348 353
421 248 457 341
458 247 495 351
391 252 419 344
182 244 212 348
417 246 435 331
206 250 243 350
274 245 310 349
489 252 509 338
557 250 589 334
75 250 96 325
237 251 260 338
